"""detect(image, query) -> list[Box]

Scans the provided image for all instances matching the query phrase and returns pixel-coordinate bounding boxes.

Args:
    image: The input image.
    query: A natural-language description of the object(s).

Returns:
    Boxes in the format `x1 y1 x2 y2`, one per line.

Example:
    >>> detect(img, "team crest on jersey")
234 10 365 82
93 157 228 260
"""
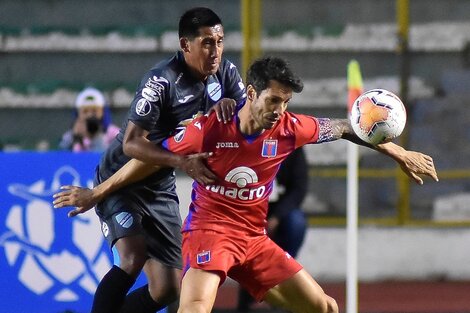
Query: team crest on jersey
135 99 151 116
207 81 222 101
261 139 278 157
197 250 211 264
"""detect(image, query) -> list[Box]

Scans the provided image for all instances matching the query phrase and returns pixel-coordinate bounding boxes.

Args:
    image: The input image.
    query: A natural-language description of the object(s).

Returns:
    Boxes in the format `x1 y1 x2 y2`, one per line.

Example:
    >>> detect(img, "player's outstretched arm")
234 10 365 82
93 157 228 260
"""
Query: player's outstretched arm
324 118 439 185
375 141 439 185
53 159 160 217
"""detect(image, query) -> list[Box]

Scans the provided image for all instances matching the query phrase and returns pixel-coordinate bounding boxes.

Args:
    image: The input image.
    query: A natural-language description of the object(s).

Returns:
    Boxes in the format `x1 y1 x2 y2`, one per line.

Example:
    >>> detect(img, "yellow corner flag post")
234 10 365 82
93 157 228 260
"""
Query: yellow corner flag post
346 60 363 313
347 60 364 113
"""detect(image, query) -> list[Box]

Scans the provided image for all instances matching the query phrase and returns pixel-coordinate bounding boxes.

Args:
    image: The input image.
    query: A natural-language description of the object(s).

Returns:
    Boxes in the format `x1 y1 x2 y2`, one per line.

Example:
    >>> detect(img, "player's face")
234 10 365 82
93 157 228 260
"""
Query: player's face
250 80 292 130
183 24 224 80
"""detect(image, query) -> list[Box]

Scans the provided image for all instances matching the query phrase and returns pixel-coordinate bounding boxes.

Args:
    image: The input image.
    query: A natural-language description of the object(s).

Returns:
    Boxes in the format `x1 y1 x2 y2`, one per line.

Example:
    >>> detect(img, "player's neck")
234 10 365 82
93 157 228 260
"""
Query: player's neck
187 66 207 81
237 105 264 136
183 55 208 81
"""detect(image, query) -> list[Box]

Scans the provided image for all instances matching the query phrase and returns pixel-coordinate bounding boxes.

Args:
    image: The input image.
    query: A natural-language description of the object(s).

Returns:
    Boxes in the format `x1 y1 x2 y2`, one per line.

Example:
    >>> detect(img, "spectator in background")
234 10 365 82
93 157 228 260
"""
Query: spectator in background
237 146 308 312
59 87 120 152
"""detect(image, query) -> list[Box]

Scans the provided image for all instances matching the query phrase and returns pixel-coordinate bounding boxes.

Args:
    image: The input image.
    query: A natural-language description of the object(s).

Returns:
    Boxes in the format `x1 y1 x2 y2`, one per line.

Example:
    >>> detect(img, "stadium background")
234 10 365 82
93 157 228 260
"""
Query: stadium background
1 0 470 312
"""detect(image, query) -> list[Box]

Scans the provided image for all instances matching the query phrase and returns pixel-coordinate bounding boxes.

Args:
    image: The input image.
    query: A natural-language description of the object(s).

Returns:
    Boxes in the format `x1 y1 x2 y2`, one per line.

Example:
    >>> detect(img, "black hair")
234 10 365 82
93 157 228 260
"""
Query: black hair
246 57 304 94
178 7 223 39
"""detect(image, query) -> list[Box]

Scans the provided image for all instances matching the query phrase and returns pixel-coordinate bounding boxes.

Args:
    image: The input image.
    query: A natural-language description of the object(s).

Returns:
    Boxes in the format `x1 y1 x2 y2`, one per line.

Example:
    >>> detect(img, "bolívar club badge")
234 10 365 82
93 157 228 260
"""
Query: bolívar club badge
261 139 278 158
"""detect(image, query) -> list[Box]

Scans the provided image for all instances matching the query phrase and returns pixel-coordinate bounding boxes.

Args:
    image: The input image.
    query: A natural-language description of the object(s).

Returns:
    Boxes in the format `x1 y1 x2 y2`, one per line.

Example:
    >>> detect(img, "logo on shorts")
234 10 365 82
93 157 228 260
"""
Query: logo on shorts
196 250 211 264
115 212 133 229
101 222 109 237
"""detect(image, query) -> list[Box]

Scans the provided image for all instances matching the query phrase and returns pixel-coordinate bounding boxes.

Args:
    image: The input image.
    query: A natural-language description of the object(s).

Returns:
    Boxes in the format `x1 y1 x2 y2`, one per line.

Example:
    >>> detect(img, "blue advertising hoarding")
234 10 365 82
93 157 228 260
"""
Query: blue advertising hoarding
0 152 149 313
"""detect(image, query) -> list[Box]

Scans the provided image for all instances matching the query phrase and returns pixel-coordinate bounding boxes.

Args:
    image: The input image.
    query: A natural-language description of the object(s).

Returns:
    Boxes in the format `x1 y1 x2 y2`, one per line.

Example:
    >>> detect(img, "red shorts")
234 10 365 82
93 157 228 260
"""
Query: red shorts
182 229 303 301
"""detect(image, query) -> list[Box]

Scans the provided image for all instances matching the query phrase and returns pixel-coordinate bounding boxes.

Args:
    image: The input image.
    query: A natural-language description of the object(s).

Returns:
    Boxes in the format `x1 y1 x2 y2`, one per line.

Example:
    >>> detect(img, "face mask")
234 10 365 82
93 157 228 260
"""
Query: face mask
86 116 102 135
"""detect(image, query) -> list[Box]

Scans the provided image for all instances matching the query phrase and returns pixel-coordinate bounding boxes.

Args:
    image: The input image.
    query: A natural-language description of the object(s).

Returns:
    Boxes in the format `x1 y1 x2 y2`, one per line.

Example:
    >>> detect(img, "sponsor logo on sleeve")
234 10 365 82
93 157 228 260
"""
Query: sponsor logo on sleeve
144 76 168 99
142 87 159 102
135 99 151 116
174 128 186 143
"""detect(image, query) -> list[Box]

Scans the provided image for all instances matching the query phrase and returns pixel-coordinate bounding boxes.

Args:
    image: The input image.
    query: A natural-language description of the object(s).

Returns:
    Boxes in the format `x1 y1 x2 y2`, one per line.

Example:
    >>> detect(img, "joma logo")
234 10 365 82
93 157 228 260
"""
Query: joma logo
216 142 239 149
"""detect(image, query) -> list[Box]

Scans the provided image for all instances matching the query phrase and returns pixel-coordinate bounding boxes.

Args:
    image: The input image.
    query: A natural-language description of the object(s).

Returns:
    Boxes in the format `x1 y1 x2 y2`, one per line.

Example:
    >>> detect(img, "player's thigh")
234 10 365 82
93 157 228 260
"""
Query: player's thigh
144 258 181 299
114 234 148 274
178 268 220 313
143 188 183 269
263 268 338 313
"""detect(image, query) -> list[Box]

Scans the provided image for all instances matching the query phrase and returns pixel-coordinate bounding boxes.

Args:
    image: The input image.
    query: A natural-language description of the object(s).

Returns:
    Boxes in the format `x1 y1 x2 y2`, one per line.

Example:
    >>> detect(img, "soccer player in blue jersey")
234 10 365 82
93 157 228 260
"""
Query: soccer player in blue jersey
55 7 245 313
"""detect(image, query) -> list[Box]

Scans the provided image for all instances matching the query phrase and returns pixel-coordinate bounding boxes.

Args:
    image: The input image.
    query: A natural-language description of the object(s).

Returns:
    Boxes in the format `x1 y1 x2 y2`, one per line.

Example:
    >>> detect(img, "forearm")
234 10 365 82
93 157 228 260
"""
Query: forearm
93 159 160 202
374 141 406 162
321 118 375 148
123 134 185 169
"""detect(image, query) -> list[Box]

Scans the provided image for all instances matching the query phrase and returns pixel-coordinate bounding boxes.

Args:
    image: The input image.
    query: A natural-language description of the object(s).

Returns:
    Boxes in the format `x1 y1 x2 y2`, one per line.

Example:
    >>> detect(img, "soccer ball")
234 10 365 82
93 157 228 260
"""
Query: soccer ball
350 89 407 145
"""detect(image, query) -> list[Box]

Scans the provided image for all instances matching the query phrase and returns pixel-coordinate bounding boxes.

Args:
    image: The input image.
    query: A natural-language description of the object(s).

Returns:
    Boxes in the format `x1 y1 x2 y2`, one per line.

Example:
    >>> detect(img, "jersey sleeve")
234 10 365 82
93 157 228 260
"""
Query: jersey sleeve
221 59 246 106
290 113 320 148
162 116 206 155
127 69 169 131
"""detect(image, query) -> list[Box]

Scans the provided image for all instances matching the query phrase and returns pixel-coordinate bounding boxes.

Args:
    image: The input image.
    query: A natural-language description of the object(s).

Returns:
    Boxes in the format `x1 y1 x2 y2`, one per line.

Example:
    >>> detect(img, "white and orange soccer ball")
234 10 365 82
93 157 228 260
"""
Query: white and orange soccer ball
350 89 407 145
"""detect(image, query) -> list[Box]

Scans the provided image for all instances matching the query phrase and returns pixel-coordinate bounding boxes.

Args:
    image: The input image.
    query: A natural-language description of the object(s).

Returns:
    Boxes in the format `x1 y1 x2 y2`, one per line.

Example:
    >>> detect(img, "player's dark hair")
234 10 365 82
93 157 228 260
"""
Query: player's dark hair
247 57 304 94
178 7 223 39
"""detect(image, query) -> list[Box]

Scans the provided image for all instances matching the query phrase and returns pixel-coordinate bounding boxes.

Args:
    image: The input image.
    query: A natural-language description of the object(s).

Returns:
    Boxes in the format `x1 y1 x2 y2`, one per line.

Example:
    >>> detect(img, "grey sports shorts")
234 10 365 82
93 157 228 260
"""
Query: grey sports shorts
95 179 183 269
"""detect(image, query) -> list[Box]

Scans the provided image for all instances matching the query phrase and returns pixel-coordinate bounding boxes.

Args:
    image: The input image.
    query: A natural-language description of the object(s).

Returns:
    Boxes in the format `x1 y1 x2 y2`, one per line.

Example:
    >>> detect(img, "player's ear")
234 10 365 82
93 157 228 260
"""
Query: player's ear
247 85 256 101
180 37 190 52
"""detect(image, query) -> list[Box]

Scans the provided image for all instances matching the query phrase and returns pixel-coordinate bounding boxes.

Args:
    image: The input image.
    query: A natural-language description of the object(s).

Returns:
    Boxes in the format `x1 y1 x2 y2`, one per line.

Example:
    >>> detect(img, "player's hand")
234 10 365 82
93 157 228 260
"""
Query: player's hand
209 98 236 124
397 151 439 185
180 152 217 185
52 185 98 217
